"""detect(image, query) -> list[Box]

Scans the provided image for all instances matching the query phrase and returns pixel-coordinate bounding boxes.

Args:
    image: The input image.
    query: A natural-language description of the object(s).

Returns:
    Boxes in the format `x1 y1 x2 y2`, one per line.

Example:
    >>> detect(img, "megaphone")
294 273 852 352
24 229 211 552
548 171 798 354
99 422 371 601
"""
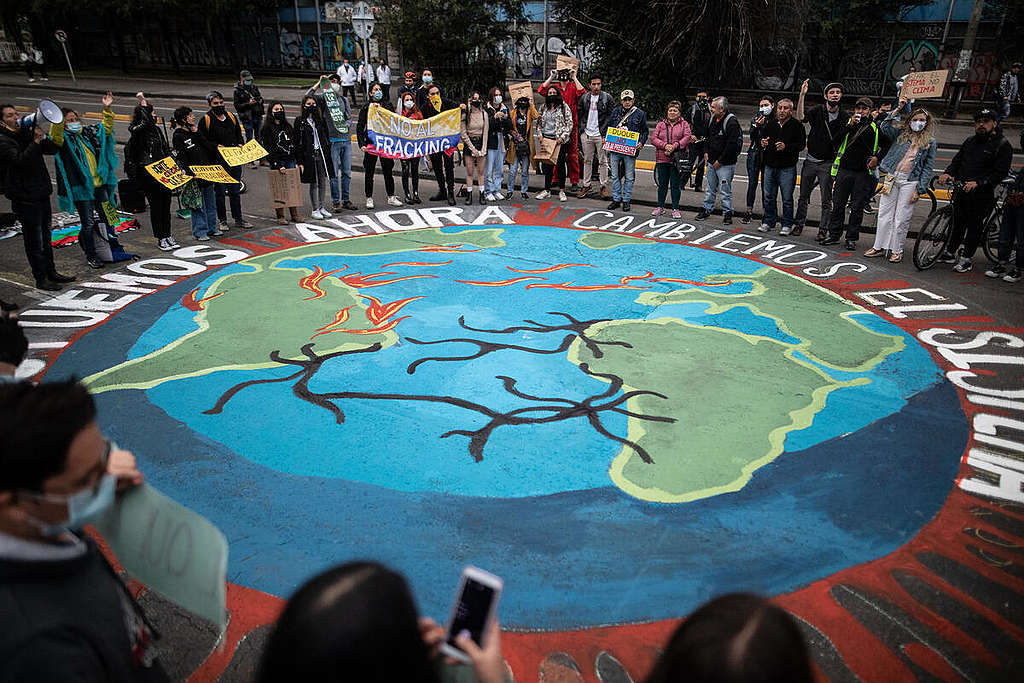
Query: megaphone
18 99 63 129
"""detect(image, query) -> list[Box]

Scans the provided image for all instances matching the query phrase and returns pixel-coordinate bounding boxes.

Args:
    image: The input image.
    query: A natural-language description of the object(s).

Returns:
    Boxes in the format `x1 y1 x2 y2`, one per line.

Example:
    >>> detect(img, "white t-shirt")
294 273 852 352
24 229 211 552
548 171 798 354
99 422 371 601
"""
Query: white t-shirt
585 94 600 136
336 64 356 87
377 65 391 84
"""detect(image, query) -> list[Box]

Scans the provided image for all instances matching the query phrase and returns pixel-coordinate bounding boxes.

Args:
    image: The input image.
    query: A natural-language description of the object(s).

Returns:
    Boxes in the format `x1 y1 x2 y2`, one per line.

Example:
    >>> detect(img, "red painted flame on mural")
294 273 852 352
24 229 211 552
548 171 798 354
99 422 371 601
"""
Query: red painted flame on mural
181 288 225 311
299 266 347 300
360 295 425 325
309 307 353 339
455 276 546 287
383 260 454 267
524 282 652 292
506 263 595 274
416 244 483 253
339 271 438 288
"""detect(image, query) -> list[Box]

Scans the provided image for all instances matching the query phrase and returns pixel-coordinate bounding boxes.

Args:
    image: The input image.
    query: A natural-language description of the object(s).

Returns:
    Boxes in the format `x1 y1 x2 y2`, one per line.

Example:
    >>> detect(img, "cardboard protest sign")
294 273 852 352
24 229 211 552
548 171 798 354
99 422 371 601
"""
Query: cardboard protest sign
603 126 640 154
219 139 269 166
535 137 562 164
144 156 191 190
509 81 534 106
268 167 303 208
365 103 462 159
555 54 579 73
190 164 239 184
900 70 949 100
94 483 228 631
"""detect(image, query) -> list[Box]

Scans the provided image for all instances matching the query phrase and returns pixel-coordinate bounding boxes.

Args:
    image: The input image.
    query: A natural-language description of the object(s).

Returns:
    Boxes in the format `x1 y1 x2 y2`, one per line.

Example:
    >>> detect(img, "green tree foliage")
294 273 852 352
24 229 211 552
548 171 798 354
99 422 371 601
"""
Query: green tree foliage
378 0 526 99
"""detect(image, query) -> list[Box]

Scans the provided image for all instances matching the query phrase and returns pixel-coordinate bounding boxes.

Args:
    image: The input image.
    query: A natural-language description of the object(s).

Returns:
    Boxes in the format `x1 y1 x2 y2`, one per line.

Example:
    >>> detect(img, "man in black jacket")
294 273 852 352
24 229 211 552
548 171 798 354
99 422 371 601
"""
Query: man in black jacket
938 108 1014 272
198 91 252 231
758 98 806 235
0 379 169 682
795 80 847 238
695 96 742 224
0 104 75 291
232 70 264 147
684 90 712 191
822 97 891 250
576 75 614 199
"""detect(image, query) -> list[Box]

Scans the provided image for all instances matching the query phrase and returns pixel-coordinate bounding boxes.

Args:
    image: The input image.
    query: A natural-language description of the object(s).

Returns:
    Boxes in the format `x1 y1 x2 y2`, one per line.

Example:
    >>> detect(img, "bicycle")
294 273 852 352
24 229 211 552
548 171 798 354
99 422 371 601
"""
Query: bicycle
913 177 966 270
981 171 1016 264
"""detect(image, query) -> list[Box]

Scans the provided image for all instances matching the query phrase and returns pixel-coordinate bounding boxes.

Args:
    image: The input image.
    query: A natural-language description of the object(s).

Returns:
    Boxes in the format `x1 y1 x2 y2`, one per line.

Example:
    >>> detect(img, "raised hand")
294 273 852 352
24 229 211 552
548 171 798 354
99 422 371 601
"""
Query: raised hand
800 79 809 95
102 91 114 108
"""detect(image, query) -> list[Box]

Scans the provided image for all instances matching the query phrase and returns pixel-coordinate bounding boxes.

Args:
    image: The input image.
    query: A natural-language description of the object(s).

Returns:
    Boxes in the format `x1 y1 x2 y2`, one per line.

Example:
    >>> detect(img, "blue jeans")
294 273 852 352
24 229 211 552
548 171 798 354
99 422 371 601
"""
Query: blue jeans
73 186 108 260
999 204 1024 267
761 165 797 229
486 142 505 194
702 163 736 213
507 155 530 194
997 98 1010 122
609 152 637 201
329 139 352 204
191 184 218 238
242 116 262 143
215 164 242 223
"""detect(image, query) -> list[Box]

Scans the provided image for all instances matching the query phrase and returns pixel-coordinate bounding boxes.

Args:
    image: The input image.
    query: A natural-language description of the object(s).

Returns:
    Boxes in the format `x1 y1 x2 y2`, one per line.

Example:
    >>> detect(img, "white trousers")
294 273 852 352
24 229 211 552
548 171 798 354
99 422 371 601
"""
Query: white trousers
873 172 919 254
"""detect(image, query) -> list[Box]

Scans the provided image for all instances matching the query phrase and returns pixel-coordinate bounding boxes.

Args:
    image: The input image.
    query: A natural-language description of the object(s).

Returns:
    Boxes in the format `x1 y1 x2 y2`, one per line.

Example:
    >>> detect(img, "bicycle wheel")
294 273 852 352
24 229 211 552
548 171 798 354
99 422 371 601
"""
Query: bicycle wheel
924 188 937 215
981 205 1003 263
913 206 952 271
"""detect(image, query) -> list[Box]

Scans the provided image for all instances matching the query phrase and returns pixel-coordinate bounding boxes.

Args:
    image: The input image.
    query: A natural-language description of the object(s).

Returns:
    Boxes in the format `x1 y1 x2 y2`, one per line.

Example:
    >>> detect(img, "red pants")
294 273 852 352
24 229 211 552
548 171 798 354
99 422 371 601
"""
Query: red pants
553 127 581 186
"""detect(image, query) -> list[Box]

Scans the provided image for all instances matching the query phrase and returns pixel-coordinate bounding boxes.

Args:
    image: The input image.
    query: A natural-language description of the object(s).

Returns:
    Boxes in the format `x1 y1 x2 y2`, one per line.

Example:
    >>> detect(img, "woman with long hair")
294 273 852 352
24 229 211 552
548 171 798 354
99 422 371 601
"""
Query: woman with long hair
260 101 301 224
867 98 937 262
534 85 573 202
483 86 510 200
650 99 692 218
294 94 335 220
399 91 423 204
461 90 489 205
126 92 175 251
356 81 401 209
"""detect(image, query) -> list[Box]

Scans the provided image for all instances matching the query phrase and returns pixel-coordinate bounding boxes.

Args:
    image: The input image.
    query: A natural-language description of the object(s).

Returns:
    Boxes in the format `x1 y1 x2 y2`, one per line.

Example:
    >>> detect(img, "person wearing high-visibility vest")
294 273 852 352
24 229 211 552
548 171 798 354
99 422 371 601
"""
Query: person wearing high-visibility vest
820 97 891 251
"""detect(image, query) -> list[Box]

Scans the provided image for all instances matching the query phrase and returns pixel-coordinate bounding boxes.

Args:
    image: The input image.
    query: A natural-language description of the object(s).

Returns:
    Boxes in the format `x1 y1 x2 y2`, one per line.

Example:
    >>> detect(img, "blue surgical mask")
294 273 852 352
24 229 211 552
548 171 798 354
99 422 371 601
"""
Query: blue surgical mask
26 473 116 536
422 75 433 84
373 90 383 101
759 105 772 116
66 121 83 133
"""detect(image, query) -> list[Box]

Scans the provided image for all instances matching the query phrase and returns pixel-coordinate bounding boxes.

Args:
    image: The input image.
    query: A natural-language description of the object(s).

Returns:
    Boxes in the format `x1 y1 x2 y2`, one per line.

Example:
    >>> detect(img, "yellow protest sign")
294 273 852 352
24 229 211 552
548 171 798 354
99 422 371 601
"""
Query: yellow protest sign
190 164 240 184
219 139 269 166
145 156 191 190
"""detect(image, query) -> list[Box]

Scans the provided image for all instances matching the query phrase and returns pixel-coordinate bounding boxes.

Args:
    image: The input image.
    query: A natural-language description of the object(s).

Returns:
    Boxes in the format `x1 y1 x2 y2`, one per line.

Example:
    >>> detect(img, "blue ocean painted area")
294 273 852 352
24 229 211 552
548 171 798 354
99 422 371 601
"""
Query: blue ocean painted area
47 224 967 629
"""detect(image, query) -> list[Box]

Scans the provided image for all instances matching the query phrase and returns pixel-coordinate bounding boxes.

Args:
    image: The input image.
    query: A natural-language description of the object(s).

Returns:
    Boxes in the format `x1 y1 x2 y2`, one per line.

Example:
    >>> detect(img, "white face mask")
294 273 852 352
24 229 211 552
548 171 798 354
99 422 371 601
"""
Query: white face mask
403 100 414 110
910 120 926 132
330 83 340 93
493 95 502 105
759 105 772 116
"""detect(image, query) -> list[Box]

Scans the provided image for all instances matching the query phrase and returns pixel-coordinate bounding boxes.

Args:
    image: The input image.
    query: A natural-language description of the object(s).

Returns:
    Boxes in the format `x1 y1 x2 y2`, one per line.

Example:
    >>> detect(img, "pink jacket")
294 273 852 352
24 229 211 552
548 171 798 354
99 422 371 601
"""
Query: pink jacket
651 118 692 164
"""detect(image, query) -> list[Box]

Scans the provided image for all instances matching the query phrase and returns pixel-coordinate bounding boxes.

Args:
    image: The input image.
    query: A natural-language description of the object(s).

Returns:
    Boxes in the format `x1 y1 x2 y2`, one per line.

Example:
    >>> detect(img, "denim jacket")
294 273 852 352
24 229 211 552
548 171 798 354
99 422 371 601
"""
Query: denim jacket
878 111 937 193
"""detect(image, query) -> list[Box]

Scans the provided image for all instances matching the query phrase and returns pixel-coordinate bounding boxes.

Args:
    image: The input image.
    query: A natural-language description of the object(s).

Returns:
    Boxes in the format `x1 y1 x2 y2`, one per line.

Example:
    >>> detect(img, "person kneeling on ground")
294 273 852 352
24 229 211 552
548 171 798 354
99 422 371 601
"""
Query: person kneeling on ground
257 561 510 683
643 593 813 683
0 379 168 681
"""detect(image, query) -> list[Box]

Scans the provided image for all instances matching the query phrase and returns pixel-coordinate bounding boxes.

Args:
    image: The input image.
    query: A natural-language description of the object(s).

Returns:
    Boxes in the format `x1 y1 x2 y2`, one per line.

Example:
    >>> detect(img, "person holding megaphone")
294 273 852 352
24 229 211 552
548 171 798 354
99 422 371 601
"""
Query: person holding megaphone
0 100 75 291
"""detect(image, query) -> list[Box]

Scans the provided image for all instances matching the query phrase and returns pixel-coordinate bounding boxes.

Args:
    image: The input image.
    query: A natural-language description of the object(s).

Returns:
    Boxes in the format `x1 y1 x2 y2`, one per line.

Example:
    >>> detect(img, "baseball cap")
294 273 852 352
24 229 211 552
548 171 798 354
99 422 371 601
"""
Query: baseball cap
854 97 873 109
974 108 997 122
239 69 253 80
620 89 635 100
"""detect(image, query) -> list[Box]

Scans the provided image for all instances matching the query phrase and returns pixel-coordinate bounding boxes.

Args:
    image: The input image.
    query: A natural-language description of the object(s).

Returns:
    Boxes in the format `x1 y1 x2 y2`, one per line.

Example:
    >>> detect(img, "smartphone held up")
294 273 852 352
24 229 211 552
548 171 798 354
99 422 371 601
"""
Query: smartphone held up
440 566 503 664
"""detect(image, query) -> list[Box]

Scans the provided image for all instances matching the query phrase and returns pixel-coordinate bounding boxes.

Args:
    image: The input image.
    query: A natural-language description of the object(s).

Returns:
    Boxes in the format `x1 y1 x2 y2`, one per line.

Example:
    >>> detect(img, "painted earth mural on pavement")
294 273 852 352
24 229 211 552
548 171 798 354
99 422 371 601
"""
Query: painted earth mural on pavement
25 205 1024 681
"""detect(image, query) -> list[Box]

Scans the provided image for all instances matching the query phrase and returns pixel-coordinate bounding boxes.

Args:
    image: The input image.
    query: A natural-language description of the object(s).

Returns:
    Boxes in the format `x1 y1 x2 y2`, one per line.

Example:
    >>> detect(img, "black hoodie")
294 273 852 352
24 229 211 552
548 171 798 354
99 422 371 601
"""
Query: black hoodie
945 128 1013 191
0 124 60 202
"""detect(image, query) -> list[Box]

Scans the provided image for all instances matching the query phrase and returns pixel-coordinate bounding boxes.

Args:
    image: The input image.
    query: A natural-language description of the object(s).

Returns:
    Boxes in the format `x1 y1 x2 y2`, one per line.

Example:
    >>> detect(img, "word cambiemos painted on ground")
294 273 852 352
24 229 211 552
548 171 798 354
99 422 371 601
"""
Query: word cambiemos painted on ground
366 103 462 159
22 204 1024 681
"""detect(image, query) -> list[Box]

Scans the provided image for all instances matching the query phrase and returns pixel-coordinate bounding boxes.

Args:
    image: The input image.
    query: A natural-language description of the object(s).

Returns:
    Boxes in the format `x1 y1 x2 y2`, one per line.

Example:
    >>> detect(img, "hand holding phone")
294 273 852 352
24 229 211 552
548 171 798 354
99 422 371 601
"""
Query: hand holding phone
440 566 503 664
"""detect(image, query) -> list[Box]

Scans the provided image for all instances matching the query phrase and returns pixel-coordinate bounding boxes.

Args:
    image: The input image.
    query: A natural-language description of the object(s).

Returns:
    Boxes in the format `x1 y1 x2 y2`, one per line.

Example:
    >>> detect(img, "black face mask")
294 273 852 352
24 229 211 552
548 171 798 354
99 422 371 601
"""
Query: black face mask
273 111 285 121
212 105 226 116
471 100 481 108
547 94 561 105
304 104 315 111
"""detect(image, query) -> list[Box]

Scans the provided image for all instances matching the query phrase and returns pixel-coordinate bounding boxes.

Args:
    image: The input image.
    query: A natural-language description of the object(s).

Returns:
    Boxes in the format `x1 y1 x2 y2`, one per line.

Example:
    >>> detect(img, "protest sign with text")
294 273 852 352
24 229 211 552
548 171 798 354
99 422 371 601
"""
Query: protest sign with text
268 167 303 207
509 81 534 106
900 70 949 100
318 75 350 134
190 164 240 184
365 103 462 159
603 127 640 154
555 55 579 72
219 139 269 166
145 156 191 190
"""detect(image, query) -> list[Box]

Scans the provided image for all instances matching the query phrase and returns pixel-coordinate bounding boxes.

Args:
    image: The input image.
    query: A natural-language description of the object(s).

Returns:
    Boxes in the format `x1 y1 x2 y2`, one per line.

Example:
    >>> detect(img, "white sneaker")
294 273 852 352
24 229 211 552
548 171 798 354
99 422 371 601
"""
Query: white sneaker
953 256 972 273
779 226 793 236
320 208 333 218
311 208 324 219
493 191 505 200
157 238 174 251
217 221 229 232
166 236 180 248
757 223 771 233
535 190 550 200
484 193 495 201
366 198 374 209
386 195 403 207
559 190 567 202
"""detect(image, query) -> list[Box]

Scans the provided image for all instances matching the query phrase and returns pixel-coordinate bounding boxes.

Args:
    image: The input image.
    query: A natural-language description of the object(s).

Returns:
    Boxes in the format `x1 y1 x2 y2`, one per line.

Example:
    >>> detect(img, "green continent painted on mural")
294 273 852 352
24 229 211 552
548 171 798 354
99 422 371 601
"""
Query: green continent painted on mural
84 228 505 393
573 267 904 503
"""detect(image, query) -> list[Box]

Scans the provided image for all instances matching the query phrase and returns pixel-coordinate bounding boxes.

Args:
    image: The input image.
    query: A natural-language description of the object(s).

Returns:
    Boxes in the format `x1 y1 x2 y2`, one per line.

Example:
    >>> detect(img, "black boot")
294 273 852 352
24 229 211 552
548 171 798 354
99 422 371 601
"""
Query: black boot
48 271 76 283
447 185 456 206
0 299 19 311
412 191 421 204
35 278 62 292
429 190 447 202
465 190 473 205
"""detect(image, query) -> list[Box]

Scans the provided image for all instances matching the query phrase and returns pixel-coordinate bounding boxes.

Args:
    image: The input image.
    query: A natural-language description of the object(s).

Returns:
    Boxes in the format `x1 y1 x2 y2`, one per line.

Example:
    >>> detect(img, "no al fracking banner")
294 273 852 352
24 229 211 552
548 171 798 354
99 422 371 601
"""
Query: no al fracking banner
366 103 462 159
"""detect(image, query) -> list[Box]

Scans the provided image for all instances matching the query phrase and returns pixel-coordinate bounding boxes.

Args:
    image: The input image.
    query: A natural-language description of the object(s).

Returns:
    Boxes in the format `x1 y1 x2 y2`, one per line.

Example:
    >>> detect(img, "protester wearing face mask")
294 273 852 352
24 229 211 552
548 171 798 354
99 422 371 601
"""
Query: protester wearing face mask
937 108 1014 272
757 98 806 236
461 92 489 205
306 74 355 210
198 91 252 231
0 379 169 682
51 92 118 269
483 87 510 201
683 90 711 191
535 86 574 202
357 82 402 209
506 96 539 200
398 93 424 204
416 70 436 112
296 95 337 218
126 92 175 250
865 97 937 263
741 96 774 225
173 106 221 241
650 100 691 219
260 101 302 224
538 65 586 191
421 83 457 205
233 69 265 164
795 80 847 239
